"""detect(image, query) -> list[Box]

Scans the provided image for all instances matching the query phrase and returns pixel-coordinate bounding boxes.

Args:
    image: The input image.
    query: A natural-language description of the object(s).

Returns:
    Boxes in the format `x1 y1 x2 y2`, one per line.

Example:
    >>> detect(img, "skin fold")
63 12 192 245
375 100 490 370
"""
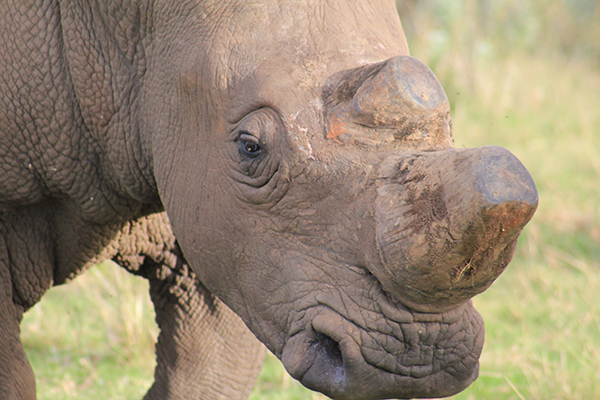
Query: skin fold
0 1 537 399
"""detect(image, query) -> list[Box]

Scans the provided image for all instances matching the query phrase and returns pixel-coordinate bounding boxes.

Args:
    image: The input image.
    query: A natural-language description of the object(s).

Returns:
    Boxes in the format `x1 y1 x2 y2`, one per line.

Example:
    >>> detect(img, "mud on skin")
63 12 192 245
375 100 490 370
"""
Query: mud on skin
0 1 537 400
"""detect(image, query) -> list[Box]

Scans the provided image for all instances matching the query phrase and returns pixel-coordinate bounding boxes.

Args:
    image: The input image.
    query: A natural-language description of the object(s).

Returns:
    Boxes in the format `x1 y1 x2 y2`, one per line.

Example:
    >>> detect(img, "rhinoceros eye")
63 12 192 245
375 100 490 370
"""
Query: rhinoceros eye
239 132 262 157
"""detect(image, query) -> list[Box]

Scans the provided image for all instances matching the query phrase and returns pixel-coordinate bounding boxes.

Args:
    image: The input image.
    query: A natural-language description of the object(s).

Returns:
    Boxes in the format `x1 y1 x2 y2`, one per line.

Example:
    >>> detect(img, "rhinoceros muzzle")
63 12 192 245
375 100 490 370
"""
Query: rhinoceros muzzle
277 55 537 400
281 282 484 400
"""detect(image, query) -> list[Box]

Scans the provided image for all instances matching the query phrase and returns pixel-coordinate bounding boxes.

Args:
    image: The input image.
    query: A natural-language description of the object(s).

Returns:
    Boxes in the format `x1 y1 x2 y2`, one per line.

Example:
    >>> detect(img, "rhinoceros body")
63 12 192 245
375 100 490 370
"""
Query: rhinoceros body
0 1 537 399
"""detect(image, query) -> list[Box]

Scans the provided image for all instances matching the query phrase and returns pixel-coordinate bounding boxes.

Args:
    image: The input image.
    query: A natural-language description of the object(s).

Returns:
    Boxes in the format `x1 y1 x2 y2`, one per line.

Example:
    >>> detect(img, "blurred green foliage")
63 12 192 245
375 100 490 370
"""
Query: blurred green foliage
398 0 600 64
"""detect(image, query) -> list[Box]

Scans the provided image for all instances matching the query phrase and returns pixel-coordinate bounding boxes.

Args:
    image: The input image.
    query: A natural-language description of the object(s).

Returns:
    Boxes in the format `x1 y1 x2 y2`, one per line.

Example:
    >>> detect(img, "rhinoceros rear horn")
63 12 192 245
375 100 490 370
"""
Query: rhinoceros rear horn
322 56 452 149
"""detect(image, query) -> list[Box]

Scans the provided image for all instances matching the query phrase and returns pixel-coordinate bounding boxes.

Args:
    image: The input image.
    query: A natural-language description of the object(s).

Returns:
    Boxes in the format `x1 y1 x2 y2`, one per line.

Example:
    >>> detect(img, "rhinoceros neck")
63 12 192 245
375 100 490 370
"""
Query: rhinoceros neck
0 0 165 301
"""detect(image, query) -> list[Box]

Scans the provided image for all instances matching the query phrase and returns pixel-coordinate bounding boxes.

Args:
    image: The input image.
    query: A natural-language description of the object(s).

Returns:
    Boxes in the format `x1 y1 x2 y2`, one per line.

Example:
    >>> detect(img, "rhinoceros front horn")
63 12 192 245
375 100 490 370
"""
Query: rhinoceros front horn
375 146 538 313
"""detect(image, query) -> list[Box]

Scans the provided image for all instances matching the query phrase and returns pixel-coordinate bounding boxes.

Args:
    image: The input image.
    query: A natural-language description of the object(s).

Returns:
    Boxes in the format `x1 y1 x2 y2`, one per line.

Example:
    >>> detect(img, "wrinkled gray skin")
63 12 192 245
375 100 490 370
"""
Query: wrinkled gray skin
0 1 538 399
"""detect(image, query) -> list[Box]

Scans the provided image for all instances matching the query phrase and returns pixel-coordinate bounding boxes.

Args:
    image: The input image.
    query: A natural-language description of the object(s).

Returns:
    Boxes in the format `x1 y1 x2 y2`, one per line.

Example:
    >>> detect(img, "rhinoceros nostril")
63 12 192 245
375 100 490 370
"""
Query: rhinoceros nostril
313 332 343 369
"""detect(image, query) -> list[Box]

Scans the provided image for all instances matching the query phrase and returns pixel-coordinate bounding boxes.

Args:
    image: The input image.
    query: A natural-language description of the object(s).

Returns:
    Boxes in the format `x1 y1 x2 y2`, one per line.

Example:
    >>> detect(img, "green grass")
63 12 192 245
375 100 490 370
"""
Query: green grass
21 1 600 399
22 262 158 400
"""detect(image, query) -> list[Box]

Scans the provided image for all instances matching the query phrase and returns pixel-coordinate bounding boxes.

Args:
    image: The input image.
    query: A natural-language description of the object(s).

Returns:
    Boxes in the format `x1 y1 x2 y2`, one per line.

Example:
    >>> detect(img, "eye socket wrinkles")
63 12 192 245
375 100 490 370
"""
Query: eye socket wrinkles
233 106 284 164
230 108 281 187
228 108 292 206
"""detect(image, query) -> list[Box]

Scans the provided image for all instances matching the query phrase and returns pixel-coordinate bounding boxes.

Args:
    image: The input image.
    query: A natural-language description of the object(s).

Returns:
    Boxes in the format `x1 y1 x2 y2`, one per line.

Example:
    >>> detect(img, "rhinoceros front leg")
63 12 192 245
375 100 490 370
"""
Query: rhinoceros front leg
0 240 35 400
119 246 265 400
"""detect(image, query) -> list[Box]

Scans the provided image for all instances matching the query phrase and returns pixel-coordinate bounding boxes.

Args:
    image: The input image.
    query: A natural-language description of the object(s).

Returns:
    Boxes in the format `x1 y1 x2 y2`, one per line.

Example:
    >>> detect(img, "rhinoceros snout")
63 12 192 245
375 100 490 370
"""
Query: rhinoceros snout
374 145 538 313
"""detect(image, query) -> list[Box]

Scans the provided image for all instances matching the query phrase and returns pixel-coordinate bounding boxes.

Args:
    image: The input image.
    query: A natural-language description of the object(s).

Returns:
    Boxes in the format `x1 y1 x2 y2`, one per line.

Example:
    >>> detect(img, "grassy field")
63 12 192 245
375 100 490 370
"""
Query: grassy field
21 1 599 399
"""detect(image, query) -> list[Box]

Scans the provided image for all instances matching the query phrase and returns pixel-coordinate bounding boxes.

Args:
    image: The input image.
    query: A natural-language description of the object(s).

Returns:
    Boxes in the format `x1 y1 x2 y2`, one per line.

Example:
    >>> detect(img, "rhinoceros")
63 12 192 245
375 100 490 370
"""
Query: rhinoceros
0 1 538 399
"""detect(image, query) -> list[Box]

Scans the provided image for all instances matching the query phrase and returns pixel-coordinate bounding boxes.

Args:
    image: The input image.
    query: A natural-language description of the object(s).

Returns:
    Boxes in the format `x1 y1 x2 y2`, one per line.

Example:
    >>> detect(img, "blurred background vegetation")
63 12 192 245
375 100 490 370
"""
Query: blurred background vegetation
22 0 599 399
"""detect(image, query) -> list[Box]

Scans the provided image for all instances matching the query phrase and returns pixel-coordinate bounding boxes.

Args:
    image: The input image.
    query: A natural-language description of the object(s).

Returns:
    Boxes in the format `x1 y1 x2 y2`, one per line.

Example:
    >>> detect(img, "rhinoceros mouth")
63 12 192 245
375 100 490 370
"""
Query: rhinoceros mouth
280 268 484 400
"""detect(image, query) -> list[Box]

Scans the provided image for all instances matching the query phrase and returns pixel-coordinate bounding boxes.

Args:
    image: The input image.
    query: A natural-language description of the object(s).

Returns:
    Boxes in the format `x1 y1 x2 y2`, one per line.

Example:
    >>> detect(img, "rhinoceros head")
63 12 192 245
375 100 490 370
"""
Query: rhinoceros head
145 1 538 399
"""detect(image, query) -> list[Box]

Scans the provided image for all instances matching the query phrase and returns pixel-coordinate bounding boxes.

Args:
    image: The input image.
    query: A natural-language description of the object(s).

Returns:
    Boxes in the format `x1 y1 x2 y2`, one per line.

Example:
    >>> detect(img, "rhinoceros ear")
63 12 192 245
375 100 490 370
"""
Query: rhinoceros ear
322 56 452 150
